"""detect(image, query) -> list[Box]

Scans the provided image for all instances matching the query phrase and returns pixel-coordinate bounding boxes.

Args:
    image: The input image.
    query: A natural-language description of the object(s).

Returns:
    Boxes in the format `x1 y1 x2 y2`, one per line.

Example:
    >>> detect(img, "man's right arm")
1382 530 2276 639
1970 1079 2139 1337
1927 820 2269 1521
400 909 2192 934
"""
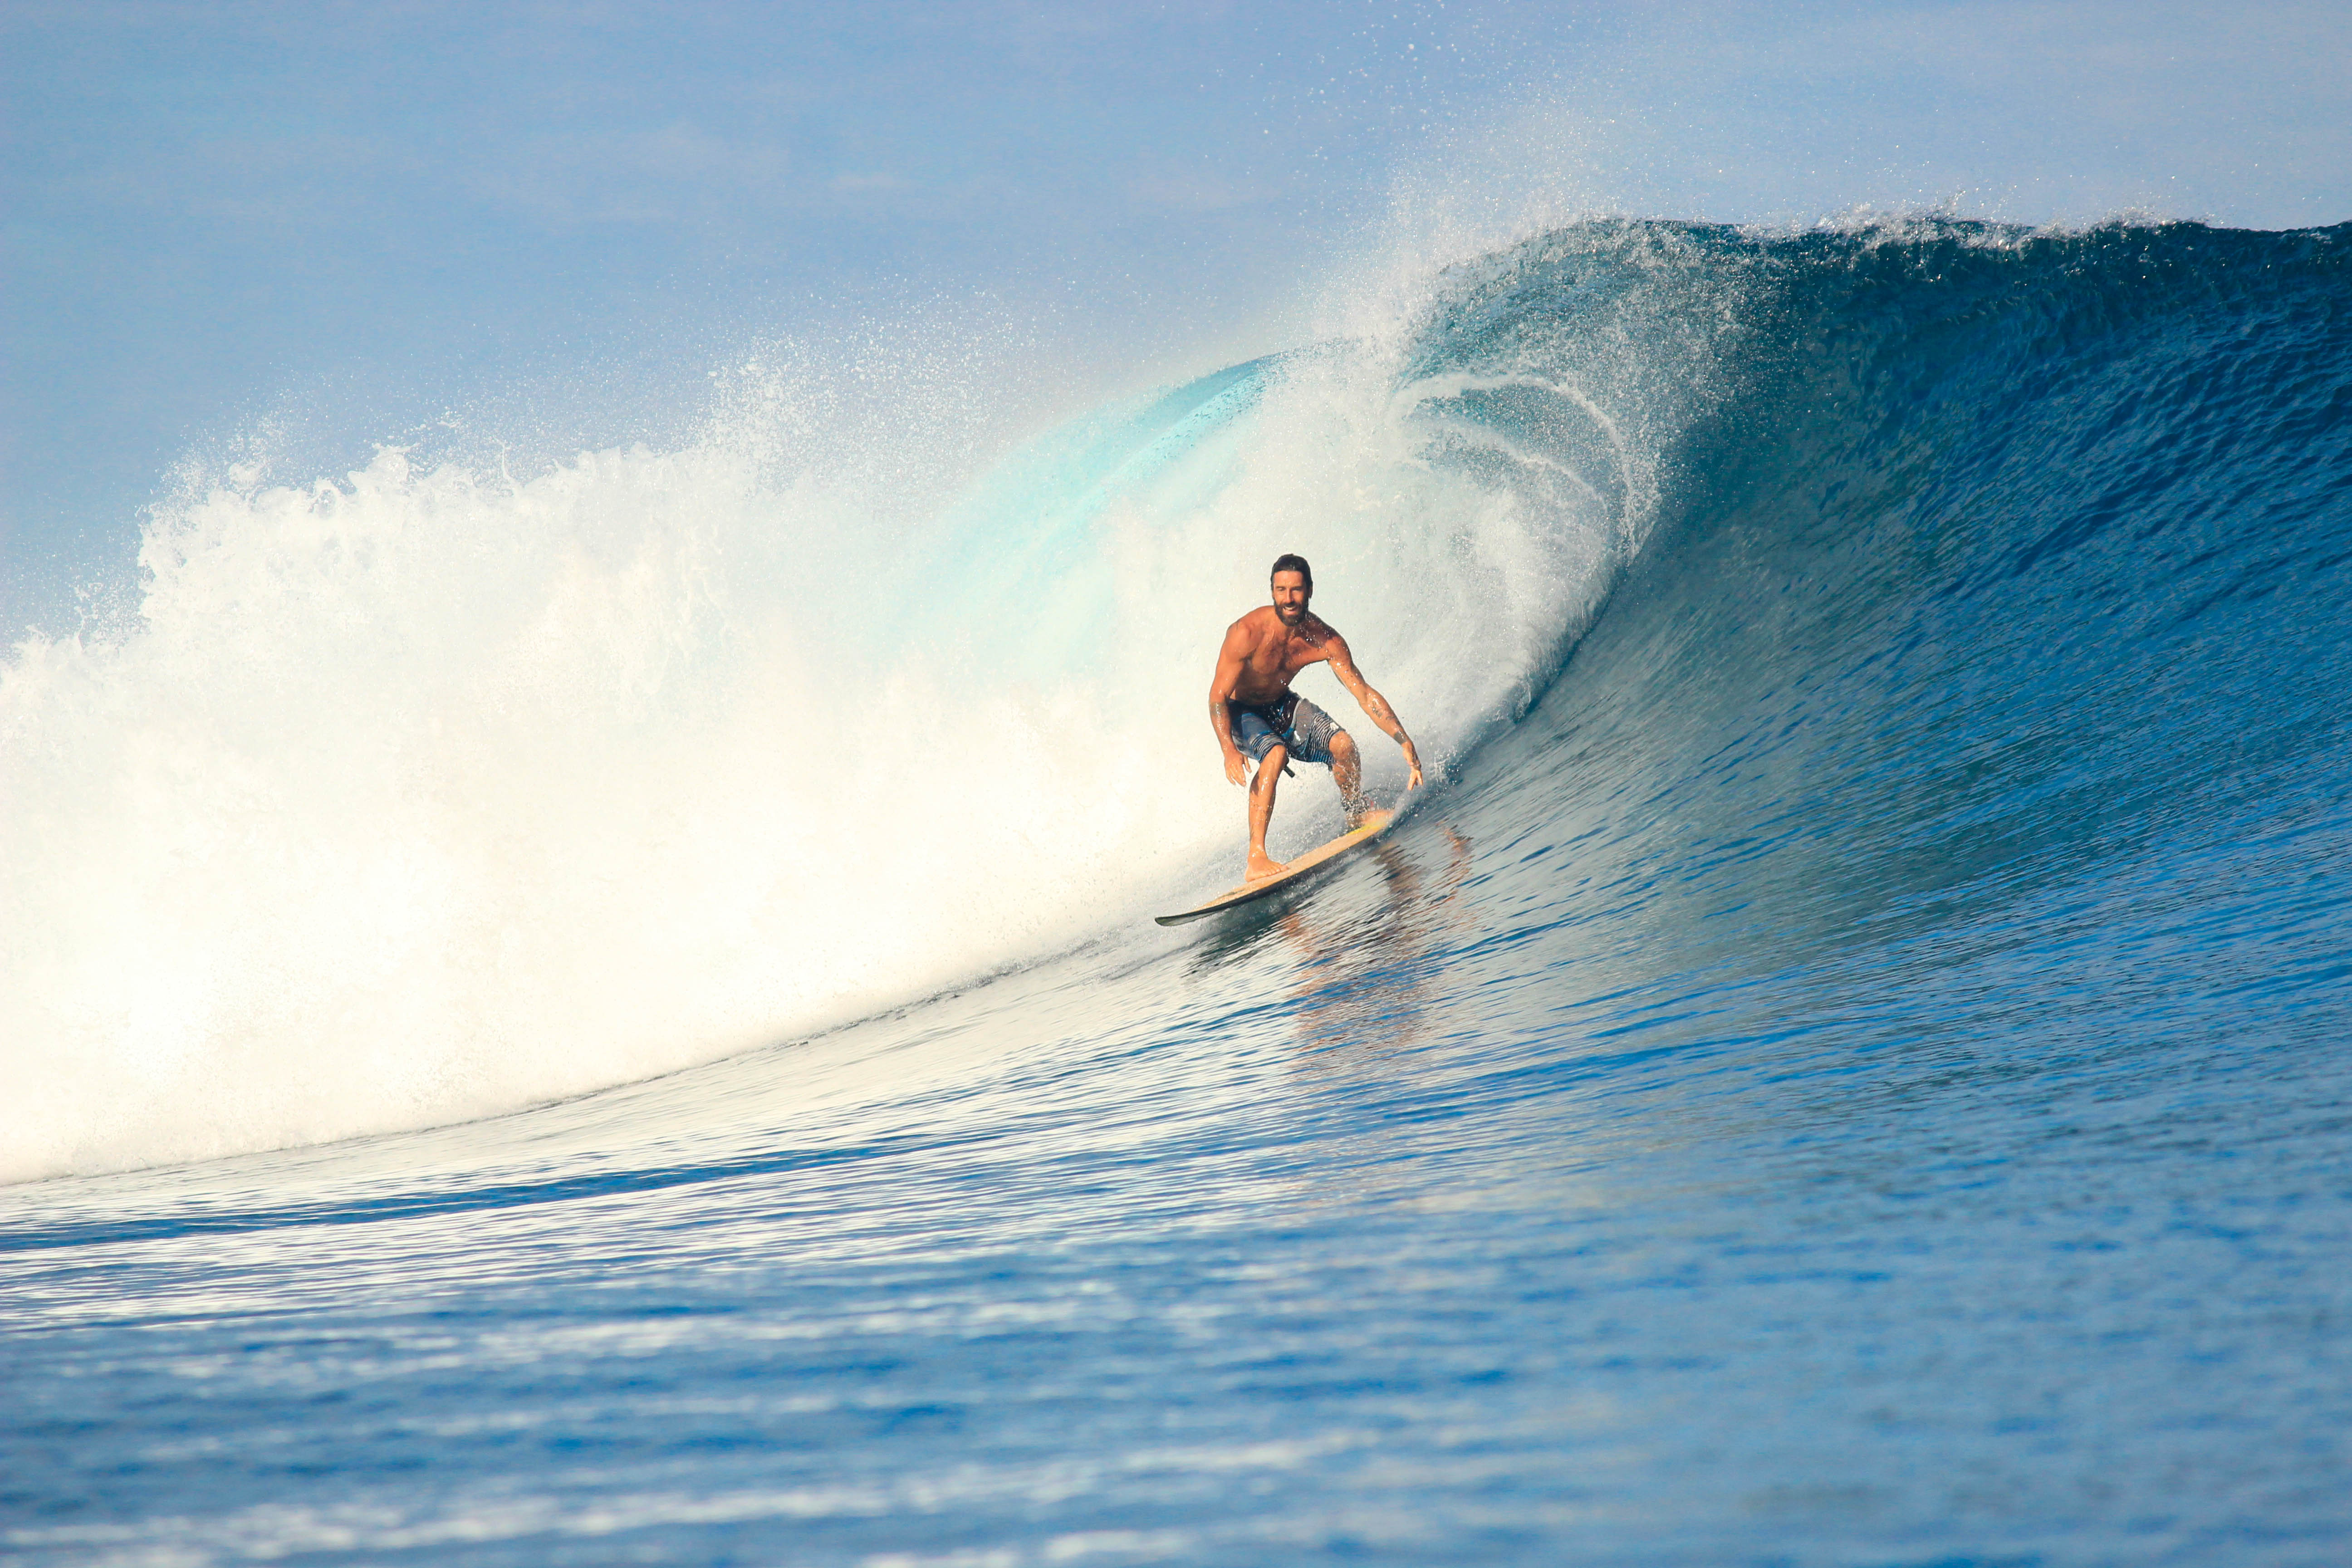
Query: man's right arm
1208 622 1251 786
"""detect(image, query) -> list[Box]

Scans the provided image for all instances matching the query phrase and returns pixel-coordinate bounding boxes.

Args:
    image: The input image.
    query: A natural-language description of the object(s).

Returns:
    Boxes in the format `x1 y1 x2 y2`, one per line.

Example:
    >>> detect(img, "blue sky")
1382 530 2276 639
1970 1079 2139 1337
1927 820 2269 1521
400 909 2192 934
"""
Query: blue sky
5 1 2347 629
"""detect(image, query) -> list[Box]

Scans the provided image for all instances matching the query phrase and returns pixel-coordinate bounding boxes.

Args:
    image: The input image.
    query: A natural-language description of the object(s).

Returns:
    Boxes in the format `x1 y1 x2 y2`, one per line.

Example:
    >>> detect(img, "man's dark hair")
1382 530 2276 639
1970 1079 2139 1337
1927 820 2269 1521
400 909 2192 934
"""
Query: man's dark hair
1269 553 1313 593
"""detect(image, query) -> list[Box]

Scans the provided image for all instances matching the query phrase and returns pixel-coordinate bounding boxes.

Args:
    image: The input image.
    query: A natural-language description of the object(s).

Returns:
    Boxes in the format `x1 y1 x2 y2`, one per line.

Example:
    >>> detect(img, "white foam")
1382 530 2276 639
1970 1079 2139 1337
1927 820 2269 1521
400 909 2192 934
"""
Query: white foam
2 267 1667 1182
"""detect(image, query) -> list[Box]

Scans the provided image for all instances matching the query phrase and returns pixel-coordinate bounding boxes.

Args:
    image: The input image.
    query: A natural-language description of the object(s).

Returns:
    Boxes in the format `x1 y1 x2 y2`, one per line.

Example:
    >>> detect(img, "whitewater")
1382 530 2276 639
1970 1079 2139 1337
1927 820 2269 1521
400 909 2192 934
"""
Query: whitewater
5 216 2350 1564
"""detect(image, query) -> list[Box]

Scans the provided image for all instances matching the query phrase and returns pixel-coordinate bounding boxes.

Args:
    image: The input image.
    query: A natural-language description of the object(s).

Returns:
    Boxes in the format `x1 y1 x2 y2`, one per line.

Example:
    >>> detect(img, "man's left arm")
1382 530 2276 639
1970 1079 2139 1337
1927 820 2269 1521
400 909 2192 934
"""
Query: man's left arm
1326 636 1424 789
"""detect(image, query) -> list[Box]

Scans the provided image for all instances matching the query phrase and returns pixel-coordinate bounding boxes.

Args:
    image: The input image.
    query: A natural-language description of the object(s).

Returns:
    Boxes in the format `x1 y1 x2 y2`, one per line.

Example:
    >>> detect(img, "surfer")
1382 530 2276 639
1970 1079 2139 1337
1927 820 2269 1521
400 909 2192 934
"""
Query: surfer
1210 553 1424 882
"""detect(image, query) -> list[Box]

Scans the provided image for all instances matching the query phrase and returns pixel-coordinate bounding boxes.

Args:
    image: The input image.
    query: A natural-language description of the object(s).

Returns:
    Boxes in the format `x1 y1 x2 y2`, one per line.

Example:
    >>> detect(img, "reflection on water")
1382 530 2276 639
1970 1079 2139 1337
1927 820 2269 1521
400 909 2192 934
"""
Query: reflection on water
1280 824 1475 1058
1186 819 1476 1059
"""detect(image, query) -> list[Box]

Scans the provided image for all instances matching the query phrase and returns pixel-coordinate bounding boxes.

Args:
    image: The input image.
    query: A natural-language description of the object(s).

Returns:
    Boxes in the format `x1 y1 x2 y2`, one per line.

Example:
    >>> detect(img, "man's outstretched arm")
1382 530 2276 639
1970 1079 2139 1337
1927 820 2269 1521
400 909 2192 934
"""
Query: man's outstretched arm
1326 636 1424 789
1208 625 1253 786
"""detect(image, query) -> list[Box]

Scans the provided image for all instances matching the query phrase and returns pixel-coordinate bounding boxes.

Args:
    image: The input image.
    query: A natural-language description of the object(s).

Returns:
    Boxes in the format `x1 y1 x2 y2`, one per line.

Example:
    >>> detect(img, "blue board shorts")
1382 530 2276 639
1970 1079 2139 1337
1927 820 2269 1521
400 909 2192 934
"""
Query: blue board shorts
1228 693 1342 768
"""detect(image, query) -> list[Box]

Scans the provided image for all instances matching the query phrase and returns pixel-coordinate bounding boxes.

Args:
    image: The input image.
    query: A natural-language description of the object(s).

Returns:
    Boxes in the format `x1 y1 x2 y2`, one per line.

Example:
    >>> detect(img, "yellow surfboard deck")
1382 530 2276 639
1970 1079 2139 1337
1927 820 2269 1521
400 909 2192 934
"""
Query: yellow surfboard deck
1155 810 1397 926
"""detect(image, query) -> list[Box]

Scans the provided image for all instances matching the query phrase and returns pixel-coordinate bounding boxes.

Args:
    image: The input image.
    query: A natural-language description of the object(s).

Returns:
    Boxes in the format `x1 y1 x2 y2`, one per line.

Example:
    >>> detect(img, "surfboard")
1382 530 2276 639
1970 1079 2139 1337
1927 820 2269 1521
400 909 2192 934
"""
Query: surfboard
1155 809 1397 926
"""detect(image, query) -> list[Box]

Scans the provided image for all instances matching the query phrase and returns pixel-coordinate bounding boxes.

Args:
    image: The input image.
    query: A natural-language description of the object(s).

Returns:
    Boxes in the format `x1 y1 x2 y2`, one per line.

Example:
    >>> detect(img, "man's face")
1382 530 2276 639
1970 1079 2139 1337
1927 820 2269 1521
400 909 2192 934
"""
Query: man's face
1271 570 1309 626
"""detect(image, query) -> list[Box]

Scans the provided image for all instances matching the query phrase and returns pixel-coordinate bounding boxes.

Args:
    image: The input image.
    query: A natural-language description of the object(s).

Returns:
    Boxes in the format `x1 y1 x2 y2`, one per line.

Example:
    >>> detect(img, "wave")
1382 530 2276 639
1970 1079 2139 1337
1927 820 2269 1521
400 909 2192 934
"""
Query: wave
6 215 2345 1186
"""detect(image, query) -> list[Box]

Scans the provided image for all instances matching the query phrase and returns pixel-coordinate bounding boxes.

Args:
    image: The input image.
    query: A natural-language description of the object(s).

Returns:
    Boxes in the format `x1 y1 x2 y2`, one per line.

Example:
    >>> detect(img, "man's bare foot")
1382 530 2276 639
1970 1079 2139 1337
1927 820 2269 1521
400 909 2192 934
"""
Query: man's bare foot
1245 851 1285 882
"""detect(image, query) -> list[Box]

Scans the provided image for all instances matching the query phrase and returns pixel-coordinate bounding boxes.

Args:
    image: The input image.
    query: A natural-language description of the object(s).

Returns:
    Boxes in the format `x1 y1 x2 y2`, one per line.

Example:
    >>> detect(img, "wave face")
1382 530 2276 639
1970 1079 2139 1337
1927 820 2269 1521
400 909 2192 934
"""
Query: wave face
1467 217 2352 1000
5 220 2352 1564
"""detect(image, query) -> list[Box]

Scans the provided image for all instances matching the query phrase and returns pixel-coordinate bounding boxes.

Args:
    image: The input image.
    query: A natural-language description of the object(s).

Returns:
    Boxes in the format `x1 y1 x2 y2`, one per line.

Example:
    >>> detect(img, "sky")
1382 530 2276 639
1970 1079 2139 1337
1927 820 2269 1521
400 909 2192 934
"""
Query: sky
5 0 2348 631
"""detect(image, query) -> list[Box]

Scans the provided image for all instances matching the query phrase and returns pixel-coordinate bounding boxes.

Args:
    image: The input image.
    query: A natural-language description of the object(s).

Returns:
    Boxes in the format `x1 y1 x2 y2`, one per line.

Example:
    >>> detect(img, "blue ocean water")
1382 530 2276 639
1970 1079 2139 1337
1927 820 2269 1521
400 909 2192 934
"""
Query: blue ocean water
5 219 2352 1564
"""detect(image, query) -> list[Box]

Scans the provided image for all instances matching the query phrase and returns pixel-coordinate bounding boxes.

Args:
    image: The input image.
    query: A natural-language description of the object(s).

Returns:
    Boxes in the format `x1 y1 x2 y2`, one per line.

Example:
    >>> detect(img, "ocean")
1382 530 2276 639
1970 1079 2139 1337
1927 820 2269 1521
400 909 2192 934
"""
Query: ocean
5 217 2350 1564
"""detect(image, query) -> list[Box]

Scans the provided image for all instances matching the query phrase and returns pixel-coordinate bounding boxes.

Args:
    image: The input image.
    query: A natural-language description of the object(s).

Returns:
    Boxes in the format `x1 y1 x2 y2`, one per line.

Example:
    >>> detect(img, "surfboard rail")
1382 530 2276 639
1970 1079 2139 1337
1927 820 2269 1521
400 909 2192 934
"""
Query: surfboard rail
1154 809 1397 926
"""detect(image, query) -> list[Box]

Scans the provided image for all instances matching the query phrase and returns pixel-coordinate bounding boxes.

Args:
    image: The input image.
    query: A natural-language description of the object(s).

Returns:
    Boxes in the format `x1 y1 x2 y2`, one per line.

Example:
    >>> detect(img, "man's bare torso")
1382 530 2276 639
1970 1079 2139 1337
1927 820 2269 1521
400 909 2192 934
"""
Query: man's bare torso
1224 606 1340 705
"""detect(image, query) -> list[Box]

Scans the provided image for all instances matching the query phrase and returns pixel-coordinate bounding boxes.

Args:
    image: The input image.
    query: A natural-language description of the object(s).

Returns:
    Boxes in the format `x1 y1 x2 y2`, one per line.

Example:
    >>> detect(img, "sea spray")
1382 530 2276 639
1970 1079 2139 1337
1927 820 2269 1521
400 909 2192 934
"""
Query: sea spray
2 271 1687 1181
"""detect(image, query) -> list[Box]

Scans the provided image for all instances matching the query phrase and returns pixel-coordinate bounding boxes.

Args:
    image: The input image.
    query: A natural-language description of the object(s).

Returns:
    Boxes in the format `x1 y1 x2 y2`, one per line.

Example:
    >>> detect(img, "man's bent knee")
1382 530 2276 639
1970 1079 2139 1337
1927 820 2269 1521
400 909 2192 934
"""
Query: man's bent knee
1331 730 1359 763
1254 745 1290 786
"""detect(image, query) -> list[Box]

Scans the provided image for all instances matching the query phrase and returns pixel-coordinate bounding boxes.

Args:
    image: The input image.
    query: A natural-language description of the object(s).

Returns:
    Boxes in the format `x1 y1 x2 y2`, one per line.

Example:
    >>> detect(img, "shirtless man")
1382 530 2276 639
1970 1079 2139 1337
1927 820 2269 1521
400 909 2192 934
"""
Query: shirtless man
1210 553 1424 882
